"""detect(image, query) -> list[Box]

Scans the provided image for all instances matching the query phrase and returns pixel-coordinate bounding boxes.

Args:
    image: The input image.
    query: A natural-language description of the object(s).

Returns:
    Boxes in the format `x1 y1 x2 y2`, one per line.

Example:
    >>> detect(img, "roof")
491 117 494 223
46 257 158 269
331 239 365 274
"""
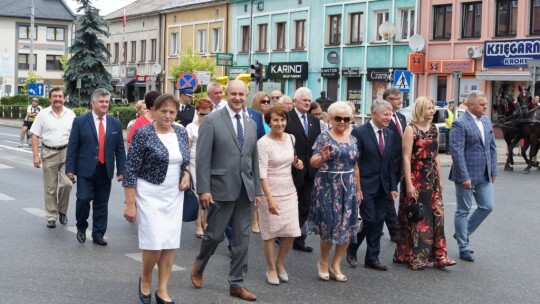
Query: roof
105 0 170 20
162 0 229 11
0 0 75 21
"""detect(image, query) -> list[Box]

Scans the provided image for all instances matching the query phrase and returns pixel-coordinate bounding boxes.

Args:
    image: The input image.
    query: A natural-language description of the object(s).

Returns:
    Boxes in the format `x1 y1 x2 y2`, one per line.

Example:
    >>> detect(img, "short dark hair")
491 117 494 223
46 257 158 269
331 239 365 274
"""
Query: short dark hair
309 102 321 113
49 87 64 99
144 91 162 109
263 104 289 125
382 88 402 101
154 94 180 110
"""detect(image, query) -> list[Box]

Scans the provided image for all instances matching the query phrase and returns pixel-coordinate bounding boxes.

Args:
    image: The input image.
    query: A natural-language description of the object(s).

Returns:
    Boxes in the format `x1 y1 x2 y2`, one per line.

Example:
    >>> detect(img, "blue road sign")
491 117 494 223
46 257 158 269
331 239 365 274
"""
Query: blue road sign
28 83 44 97
393 70 411 93
177 72 198 91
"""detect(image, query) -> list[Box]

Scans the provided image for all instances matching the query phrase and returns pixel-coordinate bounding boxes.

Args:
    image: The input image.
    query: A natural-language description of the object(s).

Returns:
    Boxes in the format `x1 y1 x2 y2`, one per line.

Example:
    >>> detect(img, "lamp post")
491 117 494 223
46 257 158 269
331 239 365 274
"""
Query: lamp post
378 21 396 69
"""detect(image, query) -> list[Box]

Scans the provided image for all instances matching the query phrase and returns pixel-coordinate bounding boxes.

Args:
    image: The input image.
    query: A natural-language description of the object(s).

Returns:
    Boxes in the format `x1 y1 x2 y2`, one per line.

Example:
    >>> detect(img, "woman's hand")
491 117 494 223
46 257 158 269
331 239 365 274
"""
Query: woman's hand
179 171 190 191
439 181 444 194
267 198 280 215
293 157 304 170
356 190 363 203
406 183 417 199
124 204 137 223
321 143 333 161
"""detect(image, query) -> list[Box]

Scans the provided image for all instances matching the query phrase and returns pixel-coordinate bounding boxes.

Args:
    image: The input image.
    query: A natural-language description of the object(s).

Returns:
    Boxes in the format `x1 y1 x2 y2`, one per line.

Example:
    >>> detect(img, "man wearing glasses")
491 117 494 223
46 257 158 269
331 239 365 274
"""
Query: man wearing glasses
19 98 42 147
270 90 283 106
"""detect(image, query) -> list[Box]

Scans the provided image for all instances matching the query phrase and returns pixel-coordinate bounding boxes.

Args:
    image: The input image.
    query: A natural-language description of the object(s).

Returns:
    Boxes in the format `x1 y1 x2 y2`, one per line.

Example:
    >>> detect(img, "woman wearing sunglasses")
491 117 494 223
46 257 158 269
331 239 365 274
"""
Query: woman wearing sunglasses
303 101 361 282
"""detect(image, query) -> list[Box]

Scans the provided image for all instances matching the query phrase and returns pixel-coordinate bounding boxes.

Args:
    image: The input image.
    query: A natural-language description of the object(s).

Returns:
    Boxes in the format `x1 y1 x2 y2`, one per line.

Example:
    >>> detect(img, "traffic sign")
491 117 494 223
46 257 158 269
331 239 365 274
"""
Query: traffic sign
216 53 234 66
28 83 44 97
393 70 411 93
177 72 198 92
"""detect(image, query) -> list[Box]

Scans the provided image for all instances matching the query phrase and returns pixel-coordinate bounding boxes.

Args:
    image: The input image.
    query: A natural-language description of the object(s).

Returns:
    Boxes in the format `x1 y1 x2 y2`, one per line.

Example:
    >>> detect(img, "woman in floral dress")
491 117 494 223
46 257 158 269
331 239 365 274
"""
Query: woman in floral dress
394 96 456 270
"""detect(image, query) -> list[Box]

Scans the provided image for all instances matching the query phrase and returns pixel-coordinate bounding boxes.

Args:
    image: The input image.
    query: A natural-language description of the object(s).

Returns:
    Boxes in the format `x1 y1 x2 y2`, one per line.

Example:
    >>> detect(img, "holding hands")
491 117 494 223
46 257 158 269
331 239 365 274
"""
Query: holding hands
292 156 304 170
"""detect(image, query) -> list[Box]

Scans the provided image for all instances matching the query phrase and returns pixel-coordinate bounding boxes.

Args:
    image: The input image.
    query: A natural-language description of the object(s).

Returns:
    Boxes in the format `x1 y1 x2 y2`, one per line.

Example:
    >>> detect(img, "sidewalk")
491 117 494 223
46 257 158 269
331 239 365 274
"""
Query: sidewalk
0 117 521 167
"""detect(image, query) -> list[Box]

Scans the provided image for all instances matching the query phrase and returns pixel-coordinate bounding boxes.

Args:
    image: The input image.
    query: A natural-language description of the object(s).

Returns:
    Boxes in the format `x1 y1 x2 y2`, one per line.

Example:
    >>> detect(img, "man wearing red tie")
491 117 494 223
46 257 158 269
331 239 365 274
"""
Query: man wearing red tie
66 89 126 245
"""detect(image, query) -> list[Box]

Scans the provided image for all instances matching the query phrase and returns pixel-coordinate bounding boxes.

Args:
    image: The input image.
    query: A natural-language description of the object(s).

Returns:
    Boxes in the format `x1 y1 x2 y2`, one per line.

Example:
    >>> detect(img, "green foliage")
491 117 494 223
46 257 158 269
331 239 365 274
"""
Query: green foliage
111 106 136 128
60 55 70 72
22 72 44 95
1 95 49 106
170 46 216 92
0 106 26 119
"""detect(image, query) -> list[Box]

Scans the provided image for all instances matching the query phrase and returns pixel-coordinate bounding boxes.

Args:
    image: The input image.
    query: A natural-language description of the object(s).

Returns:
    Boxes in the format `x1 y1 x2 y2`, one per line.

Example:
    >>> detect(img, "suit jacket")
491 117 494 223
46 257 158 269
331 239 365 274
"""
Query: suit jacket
176 104 195 127
196 107 261 201
284 109 321 184
246 108 265 140
66 112 126 180
352 123 397 195
388 111 407 178
122 124 190 187
449 111 497 184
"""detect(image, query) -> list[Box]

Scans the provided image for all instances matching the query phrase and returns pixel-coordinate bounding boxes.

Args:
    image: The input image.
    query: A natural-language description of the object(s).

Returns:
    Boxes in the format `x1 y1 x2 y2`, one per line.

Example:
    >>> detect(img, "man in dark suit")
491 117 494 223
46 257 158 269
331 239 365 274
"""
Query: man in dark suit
284 87 321 253
449 90 496 262
176 87 195 127
191 80 261 301
383 88 407 243
66 88 126 246
347 99 398 271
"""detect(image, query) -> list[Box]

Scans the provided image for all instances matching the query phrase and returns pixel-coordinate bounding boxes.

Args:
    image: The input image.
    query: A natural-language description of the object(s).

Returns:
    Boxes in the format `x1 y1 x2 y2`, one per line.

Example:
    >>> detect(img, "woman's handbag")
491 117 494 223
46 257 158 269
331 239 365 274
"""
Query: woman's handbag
404 196 424 223
182 170 199 222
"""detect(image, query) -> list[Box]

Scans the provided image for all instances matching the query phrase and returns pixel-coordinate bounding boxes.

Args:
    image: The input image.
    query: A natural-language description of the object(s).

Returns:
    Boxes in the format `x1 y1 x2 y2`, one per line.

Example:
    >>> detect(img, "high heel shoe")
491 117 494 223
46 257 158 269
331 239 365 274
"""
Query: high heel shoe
277 271 288 283
435 257 457 268
138 277 151 304
328 268 347 282
317 263 329 281
266 271 280 285
155 291 175 304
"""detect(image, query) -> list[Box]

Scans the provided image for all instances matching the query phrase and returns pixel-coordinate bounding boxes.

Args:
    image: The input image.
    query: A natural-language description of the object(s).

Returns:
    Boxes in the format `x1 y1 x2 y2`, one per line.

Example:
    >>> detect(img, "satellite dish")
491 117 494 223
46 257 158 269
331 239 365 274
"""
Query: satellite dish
152 63 162 75
409 34 425 52
327 51 339 64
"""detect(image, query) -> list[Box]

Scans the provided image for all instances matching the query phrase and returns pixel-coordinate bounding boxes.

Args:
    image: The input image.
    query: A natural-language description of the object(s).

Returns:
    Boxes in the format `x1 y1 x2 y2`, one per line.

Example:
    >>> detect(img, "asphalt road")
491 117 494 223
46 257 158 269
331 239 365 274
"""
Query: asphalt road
0 125 539 304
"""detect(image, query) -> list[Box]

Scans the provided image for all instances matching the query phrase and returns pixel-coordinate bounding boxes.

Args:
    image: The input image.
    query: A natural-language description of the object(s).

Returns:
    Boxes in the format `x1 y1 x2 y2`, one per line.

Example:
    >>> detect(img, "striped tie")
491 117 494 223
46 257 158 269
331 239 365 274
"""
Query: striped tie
235 113 244 150
301 114 309 136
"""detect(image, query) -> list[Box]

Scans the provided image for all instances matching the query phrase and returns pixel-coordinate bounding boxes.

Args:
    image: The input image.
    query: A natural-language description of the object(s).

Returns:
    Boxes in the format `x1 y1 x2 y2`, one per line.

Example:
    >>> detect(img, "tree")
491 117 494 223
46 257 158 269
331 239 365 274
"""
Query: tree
63 0 112 105
22 72 43 95
170 46 216 92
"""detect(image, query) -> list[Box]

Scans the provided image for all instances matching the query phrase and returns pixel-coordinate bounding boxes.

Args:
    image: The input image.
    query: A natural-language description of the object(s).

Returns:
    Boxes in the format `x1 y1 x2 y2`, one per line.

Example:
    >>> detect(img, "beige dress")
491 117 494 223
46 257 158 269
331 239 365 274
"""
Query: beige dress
257 134 301 240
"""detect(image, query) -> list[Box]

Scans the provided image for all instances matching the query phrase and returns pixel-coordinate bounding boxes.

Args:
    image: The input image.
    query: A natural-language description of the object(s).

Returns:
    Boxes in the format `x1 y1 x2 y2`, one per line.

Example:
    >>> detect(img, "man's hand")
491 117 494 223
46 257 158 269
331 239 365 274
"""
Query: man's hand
199 192 213 210
33 154 41 168
390 191 398 200
66 173 75 182
255 196 261 208
116 175 124 182
491 176 497 183
461 180 473 190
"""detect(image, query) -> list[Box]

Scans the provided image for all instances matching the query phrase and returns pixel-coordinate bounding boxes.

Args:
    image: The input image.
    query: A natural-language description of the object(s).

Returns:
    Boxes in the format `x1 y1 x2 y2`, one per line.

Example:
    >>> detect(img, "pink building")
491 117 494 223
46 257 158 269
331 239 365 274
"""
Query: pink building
416 0 540 117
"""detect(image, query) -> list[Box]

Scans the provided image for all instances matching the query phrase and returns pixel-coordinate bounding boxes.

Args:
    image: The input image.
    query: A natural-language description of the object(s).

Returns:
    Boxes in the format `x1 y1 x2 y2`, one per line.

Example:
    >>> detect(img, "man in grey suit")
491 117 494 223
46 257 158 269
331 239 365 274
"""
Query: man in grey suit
449 90 496 263
191 80 261 302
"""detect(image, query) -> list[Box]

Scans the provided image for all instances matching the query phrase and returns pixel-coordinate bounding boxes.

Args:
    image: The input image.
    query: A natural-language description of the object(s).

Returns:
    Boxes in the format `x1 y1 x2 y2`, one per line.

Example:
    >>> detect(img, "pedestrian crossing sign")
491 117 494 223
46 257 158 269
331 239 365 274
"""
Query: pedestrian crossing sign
393 70 411 93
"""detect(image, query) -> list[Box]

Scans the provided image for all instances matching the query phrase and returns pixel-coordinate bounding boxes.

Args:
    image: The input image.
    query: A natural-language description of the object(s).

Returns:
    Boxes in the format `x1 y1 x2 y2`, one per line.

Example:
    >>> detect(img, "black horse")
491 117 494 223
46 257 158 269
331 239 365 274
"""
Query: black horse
495 90 524 171
513 86 540 173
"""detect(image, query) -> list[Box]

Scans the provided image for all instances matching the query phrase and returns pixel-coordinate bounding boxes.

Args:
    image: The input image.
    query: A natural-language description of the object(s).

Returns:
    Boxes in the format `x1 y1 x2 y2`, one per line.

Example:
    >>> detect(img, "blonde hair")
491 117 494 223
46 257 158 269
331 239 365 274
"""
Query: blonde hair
328 101 353 117
411 96 435 124
251 91 270 112
135 100 146 112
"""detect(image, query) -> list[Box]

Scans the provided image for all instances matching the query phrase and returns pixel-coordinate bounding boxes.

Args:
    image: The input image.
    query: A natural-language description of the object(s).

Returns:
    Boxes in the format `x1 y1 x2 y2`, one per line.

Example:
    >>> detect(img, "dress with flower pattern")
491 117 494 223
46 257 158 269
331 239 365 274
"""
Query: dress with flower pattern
394 123 449 268
302 132 359 245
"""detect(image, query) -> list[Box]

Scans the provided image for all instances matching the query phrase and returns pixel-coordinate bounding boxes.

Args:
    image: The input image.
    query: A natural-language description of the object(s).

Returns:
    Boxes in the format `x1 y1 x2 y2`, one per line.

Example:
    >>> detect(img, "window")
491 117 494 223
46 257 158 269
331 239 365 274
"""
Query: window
18 25 37 40
170 33 178 55
462 2 482 38
276 22 286 50
241 25 250 53
114 42 119 63
151 39 157 62
18 54 36 70
258 24 268 51
197 30 207 54
496 0 518 36
294 20 305 49
433 5 452 40
349 13 363 44
329 15 341 45
212 28 221 53
130 41 136 63
122 42 127 63
46 27 64 41
375 11 389 41
140 40 146 62
106 43 111 61
46 55 62 70
532 0 540 34
399 9 415 40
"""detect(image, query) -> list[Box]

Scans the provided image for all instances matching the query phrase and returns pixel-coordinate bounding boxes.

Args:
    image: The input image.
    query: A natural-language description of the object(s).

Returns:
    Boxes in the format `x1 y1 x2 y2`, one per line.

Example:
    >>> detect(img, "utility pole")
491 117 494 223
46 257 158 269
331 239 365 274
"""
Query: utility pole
29 0 35 72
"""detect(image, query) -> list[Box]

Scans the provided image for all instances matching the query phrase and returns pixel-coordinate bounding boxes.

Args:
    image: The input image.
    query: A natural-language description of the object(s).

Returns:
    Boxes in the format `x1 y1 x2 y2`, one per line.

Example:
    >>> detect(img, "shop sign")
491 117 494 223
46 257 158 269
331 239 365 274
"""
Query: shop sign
342 67 360 77
426 60 475 74
126 67 137 78
268 62 308 80
229 66 248 79
408 53 424 74
216 53 234 66
321 68 339 77
484 38 540 68
366 68 404 82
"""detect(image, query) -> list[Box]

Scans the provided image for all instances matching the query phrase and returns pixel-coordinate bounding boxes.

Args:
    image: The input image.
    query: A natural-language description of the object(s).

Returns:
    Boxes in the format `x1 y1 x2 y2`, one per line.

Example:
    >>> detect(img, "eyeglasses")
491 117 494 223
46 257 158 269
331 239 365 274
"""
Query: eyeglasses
260 99 271 104
198 112 210 116
333 116 351 123
271 96 281 99
387 96 401 100
312 112 322 116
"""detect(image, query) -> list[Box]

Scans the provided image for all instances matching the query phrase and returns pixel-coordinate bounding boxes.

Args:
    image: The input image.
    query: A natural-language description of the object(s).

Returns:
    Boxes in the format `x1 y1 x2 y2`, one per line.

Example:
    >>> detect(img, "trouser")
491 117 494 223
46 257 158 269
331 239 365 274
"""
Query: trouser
41 147 72 221
294 177 314 246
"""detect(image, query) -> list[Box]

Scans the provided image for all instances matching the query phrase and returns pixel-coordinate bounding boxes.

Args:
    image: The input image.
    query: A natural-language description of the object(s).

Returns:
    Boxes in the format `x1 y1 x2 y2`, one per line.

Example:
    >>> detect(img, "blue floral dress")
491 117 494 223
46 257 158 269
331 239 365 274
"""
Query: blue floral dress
302 132 360 245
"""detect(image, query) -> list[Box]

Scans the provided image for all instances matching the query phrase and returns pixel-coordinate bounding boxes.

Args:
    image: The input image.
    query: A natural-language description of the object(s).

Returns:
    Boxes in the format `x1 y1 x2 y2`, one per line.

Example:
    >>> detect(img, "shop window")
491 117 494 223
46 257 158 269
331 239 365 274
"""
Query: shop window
398 8 415 40
530 0 540 35
433 4 452 40
46 55 62 70
374 11 389 41
349 12 363 44
276 22 286 51
258 24 268 51
241 25 250 53
496 0 518 36
462 2 482 38
328 14 341 45
295 20 305 49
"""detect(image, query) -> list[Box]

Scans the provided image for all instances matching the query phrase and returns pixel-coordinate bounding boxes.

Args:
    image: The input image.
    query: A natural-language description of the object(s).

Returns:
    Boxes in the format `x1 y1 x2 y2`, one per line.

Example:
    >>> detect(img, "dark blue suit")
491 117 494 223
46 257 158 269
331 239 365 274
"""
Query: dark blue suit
348 122 397 263
246 108 265 140
66 112 126 239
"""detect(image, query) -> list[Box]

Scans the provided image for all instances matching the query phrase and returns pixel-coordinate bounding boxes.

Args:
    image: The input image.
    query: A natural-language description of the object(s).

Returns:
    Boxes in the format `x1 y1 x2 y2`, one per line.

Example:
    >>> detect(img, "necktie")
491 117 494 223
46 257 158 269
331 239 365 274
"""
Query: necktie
301 114 309 136
181 105 185 112
394 113 402 137
377 130 384 156
235 113 244 150
98 117 105 163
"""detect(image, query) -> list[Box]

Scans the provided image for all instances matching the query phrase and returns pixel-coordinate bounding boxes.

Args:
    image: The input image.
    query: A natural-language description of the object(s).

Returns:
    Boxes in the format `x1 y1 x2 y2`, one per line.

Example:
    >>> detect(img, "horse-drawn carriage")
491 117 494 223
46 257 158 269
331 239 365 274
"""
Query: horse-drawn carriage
495 86 540 173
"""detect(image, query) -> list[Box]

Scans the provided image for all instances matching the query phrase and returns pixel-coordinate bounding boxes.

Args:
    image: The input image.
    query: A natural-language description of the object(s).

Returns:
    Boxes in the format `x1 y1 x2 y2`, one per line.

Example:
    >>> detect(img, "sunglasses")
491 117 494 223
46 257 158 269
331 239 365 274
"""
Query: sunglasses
198 112 210 116
333 116 351 123
260 99 271 104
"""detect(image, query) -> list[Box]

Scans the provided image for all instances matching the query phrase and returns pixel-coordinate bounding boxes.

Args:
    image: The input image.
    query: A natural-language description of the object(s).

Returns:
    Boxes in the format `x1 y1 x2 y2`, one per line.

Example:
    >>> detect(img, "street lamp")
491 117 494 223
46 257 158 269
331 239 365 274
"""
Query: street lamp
378 21 396 41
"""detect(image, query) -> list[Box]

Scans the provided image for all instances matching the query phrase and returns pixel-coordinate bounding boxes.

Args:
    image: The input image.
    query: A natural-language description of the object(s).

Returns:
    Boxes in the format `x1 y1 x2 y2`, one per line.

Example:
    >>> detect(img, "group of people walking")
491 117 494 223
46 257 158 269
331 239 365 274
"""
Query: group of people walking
27 82 496 303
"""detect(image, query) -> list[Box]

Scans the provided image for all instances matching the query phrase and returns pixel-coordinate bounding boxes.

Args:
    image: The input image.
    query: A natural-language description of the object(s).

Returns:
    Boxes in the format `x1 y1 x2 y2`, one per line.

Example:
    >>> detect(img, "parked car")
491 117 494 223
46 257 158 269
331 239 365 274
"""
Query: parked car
399 105 448 151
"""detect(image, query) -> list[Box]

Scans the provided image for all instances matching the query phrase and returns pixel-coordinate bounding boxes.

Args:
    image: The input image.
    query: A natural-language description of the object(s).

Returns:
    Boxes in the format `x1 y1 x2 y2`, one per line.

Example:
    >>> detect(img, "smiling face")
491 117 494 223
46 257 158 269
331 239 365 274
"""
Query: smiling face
226 80 247 113
386 94 403 112
371 106 392 129
92 95 110 117
269 111 287 134
294 92 311 114
259 96 271 111
49 90 65 111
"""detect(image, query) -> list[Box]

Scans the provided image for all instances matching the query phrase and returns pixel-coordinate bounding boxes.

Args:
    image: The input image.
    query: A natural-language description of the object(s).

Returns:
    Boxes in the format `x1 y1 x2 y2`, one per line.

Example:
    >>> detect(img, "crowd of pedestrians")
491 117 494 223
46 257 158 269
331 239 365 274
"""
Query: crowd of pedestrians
27 84 496 303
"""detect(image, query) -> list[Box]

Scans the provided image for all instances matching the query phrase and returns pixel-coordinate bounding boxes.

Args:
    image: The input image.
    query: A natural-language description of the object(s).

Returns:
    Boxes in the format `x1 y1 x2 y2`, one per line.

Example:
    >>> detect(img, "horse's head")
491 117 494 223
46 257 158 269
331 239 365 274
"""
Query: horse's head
496 91 520 122
517 85 532 110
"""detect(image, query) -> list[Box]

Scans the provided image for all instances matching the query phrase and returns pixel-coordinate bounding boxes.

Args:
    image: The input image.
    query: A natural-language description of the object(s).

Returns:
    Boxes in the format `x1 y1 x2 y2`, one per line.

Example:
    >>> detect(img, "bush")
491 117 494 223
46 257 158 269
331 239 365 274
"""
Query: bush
0 95 49 107
110 106 137 128
0 96 13 105
0 106 26 119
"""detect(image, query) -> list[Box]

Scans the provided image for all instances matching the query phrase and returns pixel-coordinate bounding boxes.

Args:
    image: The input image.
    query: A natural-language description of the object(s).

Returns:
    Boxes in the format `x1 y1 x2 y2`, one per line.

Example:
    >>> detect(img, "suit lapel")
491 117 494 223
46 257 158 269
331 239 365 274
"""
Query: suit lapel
220 108 241 150
465 112 484 146
366 123 382 158
290 110 307 138
86 113 98 142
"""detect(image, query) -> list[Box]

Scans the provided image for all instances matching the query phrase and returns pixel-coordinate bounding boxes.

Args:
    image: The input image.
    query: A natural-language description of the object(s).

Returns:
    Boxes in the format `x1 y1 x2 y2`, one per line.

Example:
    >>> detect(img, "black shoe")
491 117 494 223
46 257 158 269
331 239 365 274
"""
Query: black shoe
92 238 107 246
155 291 175 304
453 233 474 253
293 243 313 252
77 231 86 243
47 221 56 228
346 252 357 268
138 277 151 304
364 261 388 271
459 250 475 262
59 213 67 225
390 235 398 243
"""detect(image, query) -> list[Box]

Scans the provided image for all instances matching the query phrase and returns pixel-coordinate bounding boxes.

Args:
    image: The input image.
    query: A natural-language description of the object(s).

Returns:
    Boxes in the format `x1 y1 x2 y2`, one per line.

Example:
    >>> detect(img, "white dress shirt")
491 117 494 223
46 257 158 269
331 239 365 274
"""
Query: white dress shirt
226 105 244 136
468 111 485 145
369 120 385 146
92 111 107 136
29 106 76 147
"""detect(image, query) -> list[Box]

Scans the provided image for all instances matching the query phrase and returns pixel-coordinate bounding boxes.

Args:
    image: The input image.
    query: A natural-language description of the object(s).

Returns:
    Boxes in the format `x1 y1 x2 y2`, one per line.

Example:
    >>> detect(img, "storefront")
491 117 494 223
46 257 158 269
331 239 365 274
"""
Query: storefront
366 67 409 106
267 62 308 94
343 67 361 113
320 67 339 102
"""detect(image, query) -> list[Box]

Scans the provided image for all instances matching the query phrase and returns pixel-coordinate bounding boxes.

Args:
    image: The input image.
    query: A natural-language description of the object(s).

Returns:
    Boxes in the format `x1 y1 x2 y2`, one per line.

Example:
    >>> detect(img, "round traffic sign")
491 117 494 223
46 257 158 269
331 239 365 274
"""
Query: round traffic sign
177 72 199 92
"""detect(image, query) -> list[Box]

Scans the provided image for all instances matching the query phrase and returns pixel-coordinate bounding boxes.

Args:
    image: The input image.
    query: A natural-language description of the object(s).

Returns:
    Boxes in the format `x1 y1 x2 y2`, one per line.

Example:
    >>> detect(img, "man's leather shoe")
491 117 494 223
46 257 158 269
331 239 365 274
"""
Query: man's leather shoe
47 221 56 228
59 213 67 225
346 252 357 268
77 231 86 243
293 243 313 252
459 250 474 262
191 258 203 288
364 261 388 271
92 238 107 246
453 233 474 253
229 287 256 301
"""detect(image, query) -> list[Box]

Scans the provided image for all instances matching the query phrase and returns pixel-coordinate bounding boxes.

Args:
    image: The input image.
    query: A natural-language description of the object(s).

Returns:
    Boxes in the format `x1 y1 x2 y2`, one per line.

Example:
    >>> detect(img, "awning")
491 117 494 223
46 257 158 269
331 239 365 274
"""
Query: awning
475 71 532 81
115 77 134 87
133 82 146 87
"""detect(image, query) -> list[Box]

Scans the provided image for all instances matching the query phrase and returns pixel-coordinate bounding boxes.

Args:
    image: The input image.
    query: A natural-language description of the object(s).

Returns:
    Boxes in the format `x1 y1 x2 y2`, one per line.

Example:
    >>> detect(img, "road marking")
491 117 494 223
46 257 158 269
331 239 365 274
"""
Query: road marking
64 226 109 241
444 202 477 209
0 133 19 138
125 253 186 271
23 207 46 217
0 193 15 200
0 144 33 154
0 163 13 169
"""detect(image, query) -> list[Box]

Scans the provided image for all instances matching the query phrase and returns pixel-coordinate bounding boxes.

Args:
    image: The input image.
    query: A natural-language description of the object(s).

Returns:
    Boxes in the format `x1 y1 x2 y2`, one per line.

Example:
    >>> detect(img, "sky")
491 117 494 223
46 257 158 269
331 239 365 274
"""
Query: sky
65 0 137 16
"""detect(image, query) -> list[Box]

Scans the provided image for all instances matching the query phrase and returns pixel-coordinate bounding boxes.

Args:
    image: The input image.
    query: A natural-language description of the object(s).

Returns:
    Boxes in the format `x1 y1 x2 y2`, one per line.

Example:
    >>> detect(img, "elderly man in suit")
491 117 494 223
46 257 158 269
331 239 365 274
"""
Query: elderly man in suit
191 80 261 301
284 87 321 253
347 99 398 271
176 87 195 127
449 90 496 262
66 88 126 246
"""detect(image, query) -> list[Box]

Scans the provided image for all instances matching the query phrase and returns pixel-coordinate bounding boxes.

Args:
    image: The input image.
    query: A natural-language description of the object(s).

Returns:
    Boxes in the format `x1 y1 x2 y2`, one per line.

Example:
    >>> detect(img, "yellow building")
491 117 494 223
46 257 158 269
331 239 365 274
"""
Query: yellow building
162 0 232 94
